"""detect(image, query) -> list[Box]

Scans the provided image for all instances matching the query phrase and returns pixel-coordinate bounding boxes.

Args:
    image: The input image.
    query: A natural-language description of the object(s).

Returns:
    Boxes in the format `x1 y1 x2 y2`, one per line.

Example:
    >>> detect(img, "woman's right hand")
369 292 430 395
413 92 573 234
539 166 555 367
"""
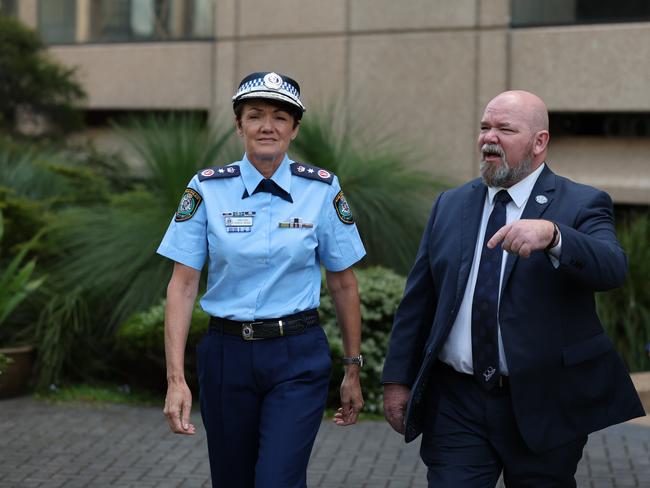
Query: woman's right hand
163 380 196 435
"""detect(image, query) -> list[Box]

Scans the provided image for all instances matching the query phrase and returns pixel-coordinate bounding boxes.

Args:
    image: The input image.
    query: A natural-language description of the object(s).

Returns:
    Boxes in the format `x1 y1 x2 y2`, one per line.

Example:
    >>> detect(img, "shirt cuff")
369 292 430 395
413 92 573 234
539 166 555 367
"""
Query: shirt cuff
547 232 562 268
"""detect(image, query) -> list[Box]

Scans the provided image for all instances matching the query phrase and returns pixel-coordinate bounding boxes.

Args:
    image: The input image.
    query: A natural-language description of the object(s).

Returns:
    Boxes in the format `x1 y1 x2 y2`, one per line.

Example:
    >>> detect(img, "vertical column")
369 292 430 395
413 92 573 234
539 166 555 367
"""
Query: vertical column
18 0 38 28
76 0 91 42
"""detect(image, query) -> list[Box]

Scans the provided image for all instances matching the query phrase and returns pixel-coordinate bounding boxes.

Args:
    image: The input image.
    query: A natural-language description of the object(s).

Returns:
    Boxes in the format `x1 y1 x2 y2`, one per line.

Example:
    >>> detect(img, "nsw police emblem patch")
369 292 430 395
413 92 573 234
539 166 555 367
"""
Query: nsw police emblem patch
175 188 202 222
333 190 354 225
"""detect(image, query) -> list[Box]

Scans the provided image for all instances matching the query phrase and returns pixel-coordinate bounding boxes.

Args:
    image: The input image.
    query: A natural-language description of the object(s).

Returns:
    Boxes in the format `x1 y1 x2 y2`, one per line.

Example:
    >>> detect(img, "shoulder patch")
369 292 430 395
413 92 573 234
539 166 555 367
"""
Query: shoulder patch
197 165 240 182
175 188 203 222
290 162 334 185
333 190 354 225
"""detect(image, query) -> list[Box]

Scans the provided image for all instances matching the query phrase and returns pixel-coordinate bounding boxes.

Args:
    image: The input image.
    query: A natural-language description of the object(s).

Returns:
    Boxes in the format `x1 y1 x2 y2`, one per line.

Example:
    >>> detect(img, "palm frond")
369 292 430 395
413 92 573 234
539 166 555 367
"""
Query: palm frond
291 103 448 273
113 114 235 209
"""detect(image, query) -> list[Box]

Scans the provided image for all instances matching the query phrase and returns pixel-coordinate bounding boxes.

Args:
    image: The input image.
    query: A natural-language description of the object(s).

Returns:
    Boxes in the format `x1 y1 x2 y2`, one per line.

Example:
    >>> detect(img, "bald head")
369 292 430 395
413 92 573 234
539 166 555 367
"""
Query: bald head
486 90 549 133
478 90 551 187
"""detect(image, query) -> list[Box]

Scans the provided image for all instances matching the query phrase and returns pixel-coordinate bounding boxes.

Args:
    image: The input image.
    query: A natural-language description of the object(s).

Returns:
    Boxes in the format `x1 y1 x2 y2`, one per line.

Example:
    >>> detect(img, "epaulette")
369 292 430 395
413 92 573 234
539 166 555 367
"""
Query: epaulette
197 165 240 181
290 162 334 185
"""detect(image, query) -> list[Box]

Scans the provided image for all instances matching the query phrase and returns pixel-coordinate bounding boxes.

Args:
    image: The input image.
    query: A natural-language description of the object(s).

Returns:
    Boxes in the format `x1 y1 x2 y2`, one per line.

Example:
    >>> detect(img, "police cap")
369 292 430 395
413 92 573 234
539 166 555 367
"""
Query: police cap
232 71 306 114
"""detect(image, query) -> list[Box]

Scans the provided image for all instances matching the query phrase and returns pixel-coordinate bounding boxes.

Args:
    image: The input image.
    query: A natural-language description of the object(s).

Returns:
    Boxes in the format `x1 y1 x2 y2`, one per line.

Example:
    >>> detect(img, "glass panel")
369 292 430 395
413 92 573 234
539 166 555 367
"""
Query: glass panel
0 0 17 17
192 0 212 37
37 0 212 43
512 0 650 27
91 0 131 42
38 0 77 43
87 0 211 42
550 112 650 138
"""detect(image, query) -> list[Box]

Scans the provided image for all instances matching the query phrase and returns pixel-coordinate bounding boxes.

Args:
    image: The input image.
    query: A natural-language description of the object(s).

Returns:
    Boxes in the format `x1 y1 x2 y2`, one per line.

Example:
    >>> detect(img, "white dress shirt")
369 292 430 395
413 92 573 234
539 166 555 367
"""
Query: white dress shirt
439 163 561 376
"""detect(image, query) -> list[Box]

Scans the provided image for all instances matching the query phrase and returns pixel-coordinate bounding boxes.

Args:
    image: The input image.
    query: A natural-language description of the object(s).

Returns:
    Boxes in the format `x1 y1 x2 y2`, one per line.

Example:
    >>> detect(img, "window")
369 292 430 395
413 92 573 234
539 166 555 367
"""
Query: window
37 0 212 44
38 0 76 44
550 112 650 138
512 0 650 27
0 0 17 17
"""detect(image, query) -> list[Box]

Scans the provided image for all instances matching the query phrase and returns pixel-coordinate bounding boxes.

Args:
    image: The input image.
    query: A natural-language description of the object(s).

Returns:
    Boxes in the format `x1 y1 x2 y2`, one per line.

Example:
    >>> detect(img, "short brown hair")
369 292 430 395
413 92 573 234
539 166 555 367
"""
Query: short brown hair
234 99 302 129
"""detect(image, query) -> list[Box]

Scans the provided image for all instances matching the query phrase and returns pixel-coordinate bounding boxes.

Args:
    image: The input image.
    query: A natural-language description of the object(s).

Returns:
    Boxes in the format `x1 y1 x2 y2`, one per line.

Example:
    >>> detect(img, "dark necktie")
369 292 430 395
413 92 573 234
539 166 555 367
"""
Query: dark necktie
472 189 511 390
243 179 293 203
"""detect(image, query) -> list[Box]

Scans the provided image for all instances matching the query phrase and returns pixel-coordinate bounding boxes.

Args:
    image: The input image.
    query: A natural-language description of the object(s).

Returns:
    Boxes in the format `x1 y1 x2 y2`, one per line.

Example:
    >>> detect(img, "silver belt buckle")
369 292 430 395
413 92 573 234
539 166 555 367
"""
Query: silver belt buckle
241 321 263 341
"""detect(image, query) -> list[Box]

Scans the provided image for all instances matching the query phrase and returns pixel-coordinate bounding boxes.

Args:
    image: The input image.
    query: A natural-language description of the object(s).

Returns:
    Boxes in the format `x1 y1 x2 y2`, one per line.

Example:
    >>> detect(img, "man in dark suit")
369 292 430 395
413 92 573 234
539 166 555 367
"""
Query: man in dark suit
382 90 645 487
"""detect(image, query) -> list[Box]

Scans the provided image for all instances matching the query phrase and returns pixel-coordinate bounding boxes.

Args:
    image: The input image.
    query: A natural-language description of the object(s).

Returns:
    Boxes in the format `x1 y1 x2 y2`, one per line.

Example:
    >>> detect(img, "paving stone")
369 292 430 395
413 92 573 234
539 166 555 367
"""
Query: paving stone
0 397 648 487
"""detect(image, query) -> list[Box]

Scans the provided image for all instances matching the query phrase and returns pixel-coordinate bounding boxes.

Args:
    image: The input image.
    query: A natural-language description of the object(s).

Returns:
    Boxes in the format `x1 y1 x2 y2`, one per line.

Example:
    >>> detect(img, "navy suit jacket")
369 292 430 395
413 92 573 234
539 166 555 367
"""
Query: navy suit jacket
382 165 645 452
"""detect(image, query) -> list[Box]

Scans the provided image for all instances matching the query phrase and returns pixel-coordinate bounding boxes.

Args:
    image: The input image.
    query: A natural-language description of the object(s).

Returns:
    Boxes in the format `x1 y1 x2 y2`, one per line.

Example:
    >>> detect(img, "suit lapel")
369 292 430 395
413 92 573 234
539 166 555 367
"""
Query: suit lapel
501 165 557 290
458 181 487 303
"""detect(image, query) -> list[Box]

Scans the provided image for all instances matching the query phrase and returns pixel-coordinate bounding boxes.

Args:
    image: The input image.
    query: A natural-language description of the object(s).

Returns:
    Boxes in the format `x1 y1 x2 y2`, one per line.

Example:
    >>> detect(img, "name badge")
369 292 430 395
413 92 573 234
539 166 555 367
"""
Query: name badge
225 217 253 227
223 211 255 233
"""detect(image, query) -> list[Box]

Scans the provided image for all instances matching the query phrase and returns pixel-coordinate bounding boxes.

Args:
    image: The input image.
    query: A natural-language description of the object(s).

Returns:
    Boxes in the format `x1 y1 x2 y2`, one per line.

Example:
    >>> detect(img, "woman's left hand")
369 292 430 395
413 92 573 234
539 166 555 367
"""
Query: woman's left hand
334 368 364 426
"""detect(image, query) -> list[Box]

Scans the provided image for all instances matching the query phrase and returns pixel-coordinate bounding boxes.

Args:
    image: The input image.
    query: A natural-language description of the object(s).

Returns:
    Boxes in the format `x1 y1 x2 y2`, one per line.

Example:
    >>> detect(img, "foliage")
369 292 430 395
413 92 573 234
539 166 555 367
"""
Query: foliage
113 114 235 209
0 208 44 344
597 211 650 372
320 266 405 413
0 352 12 376
0 15 85 136
34 115 234 387
113 267 406 413
36 383 161 406
115 300 210 392
291 102 447 274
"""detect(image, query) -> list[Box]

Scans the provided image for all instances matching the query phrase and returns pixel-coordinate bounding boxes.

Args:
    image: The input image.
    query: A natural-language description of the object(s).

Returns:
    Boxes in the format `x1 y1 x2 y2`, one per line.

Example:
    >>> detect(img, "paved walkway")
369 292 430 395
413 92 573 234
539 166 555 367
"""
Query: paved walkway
0 397 648 487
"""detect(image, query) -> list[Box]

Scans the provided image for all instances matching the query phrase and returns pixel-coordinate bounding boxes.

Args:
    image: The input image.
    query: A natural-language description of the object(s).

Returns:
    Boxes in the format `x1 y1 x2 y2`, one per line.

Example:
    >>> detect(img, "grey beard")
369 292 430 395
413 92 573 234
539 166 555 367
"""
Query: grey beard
480 148 533 188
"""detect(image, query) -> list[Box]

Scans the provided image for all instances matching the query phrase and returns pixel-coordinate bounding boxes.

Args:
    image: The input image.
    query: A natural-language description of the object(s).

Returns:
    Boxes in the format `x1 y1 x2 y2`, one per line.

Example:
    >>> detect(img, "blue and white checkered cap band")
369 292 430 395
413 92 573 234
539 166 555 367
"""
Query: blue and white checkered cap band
232 73 305 111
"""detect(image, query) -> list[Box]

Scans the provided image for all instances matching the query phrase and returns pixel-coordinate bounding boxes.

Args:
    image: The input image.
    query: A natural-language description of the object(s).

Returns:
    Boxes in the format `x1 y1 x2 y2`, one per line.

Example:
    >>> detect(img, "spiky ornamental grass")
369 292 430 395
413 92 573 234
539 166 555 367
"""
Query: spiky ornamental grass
290 103 448 274
596 211 650 372
36 115 235 386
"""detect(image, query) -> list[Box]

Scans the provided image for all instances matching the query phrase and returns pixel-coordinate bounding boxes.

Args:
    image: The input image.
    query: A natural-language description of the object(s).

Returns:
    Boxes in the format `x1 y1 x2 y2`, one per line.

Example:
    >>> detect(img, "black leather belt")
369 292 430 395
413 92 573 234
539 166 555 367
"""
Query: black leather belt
209 309 319 341
438 360 510 389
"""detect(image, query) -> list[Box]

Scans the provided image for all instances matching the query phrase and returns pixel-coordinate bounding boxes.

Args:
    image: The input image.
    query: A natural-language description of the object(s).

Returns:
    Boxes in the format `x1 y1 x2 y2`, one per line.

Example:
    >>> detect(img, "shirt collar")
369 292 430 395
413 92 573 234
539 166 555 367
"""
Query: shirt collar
240 153 293 198
487 163 546 209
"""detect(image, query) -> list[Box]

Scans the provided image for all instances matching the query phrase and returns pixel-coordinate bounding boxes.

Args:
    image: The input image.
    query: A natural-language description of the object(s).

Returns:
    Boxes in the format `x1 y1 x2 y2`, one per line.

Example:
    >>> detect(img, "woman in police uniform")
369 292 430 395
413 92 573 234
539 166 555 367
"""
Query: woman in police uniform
157 72 366 488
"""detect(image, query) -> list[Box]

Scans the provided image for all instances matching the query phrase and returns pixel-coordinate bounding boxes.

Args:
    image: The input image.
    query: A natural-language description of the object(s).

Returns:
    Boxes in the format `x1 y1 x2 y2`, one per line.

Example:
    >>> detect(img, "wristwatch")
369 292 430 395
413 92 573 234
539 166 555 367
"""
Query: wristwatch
342 355 364 367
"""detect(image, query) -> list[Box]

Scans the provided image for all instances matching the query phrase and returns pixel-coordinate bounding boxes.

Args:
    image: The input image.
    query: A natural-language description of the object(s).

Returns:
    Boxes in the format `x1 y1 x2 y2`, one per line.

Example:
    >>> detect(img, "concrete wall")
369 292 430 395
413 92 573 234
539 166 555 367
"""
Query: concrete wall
18 0 650 204
49 43 213 110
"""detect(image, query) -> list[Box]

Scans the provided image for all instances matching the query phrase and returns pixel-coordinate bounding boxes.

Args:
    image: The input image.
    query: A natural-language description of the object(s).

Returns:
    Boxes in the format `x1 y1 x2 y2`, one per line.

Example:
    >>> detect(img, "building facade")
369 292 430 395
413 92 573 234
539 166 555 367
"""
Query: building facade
3 0 650 204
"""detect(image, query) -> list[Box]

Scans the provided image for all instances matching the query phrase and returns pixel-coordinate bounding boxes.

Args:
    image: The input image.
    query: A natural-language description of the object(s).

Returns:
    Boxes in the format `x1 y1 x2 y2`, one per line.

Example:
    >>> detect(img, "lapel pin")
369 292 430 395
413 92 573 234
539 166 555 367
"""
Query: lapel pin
535 195 548 204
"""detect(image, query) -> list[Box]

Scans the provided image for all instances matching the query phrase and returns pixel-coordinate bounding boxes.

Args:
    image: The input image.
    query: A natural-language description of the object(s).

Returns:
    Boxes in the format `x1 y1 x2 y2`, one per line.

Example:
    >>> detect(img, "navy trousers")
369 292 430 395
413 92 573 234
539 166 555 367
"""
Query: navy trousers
420 362 587 488
196 325 331 488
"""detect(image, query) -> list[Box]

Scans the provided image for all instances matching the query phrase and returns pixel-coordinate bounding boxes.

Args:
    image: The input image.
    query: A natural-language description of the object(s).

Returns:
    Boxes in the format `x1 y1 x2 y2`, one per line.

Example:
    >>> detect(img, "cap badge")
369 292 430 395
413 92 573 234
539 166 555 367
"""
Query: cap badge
263 72 283 90
535 195 548 204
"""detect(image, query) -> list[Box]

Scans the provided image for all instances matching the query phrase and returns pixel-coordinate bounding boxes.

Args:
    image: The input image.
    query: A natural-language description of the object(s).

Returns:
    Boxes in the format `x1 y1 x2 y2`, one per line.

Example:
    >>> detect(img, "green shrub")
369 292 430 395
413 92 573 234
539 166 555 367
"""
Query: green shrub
597 211 650 372
115 300 209 392
113 266 406 413
0 208 44 345
320 266 406 413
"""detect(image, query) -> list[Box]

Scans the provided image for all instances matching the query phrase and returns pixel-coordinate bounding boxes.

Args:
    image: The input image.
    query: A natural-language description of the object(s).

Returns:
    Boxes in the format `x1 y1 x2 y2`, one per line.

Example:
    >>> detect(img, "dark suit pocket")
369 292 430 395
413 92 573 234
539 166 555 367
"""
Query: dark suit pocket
562 332 613 366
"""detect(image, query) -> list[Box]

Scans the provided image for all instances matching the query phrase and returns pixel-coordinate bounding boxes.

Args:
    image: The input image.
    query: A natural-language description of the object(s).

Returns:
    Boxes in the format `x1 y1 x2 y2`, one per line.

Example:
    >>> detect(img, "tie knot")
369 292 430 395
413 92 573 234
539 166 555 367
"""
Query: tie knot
494 190 512 205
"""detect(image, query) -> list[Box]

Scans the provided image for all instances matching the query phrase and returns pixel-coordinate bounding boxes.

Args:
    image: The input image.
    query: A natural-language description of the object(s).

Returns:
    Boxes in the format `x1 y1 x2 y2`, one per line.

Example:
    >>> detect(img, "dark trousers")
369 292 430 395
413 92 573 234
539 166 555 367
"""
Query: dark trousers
196 325 331 488
420 362 587 488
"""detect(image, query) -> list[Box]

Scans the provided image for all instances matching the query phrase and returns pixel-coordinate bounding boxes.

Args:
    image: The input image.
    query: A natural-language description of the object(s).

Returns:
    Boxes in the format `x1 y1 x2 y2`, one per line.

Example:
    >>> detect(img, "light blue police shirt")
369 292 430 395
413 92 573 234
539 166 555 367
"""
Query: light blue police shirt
157 153 366 320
